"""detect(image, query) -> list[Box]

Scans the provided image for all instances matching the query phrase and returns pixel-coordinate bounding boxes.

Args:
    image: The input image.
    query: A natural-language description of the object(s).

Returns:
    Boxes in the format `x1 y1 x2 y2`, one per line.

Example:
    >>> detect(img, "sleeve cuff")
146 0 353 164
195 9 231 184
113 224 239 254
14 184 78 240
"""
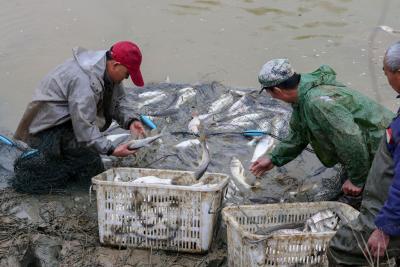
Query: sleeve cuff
106 145 115 156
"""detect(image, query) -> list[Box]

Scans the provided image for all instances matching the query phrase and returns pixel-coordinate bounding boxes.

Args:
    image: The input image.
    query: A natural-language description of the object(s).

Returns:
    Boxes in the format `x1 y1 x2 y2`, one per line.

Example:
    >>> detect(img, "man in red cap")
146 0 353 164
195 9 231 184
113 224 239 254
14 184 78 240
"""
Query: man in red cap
12 41 147 193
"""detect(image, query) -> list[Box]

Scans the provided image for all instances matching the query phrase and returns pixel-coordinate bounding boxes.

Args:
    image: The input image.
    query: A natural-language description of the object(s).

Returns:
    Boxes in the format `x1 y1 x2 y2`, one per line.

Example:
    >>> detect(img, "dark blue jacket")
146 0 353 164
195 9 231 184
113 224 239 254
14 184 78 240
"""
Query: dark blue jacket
375 113 400 236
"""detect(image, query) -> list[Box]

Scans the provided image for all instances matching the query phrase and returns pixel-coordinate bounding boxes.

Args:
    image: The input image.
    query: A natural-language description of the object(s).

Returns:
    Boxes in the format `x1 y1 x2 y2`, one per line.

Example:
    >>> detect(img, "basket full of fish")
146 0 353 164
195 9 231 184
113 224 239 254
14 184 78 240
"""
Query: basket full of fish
222 201 359 267
91 167 229 253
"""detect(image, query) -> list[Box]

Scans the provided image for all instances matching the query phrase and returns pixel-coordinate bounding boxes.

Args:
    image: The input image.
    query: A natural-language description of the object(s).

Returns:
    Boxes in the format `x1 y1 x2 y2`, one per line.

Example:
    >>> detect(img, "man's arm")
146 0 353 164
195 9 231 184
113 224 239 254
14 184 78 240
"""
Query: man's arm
269 109 309 166
309 97 370 187
374 137 400 236
68 79 114 155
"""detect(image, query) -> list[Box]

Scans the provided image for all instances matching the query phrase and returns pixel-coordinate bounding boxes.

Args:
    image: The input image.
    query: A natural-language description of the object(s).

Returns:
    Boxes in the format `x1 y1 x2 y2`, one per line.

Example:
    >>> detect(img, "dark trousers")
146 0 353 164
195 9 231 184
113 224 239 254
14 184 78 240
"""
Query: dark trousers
12 121 104 194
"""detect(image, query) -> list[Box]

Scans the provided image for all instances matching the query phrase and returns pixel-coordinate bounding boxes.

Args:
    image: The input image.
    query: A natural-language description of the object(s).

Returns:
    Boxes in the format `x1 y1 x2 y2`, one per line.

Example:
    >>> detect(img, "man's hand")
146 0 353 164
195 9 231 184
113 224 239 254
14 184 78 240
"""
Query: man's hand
367 229 390 258
249 156 275 177
112 143 137 157
129 120 146 137
342 179 363 196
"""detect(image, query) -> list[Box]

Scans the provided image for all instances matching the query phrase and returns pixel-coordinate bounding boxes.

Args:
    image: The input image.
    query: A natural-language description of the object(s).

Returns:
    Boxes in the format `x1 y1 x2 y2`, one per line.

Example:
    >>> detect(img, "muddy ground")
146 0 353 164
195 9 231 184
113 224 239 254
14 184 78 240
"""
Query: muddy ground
0 185 228 267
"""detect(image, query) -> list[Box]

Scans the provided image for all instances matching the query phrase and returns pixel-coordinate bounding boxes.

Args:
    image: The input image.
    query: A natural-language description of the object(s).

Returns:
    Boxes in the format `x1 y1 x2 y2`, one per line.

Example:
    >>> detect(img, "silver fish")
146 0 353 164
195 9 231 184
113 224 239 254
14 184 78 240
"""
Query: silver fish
208 93 234 114
228 95 255 116
138 90 163 99
255 222 304 235
193 134 210 180
251 136 275 162
138 93 168 109
230 157 255 190
105 133 131 143
229 113 264 126
305 210 339 233
126 133 163 150
174 139 200 149
174 87 196 108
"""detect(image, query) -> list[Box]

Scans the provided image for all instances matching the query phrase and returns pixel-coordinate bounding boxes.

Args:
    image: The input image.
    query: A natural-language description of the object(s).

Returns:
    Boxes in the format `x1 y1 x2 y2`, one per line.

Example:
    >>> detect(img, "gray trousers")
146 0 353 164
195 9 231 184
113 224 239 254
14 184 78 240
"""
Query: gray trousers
327 138 400 266
12 121 104 194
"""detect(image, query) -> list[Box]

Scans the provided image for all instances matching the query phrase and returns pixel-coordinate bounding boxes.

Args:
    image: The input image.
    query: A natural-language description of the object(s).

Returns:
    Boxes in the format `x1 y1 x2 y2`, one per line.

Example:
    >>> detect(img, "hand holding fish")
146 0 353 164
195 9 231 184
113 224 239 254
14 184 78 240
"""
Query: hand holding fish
366 228 390 258
130 120 146 137
112 143 137 157
249 156 274 177
341 179 362 196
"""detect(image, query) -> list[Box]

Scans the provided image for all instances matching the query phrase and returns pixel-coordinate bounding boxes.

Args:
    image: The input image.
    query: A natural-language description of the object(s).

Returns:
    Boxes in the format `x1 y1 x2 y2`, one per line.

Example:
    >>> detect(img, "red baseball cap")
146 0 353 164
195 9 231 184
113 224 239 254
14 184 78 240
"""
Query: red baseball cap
111 41 144 86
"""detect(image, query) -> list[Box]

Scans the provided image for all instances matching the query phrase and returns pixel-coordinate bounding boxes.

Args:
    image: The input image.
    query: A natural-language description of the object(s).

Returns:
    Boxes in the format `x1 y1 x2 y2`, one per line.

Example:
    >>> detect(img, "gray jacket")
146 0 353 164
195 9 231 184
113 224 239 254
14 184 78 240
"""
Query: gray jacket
14 47 138 154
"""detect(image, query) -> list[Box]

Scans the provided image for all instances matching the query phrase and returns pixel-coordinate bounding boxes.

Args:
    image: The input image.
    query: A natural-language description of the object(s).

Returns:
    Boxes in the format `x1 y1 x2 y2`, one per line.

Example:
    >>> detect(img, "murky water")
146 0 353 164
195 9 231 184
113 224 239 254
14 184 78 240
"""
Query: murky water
0 0 399 131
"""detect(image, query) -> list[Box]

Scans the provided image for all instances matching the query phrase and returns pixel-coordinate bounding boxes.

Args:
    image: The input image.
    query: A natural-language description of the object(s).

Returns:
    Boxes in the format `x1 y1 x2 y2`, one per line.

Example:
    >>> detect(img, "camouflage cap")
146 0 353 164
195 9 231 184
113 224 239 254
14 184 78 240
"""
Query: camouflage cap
258 58 294 88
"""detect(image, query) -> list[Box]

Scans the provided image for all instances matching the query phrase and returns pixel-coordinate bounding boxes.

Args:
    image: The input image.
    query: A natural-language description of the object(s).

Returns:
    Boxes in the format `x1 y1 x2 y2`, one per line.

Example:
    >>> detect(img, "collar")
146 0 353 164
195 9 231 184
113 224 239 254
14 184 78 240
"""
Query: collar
103 70 115 90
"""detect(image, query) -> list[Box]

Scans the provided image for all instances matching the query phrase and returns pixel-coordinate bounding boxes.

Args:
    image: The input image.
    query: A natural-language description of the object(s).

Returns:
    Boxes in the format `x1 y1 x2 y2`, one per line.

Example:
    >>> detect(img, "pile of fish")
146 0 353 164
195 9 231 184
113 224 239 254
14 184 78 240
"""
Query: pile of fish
254 209 340 236
0 82 343 202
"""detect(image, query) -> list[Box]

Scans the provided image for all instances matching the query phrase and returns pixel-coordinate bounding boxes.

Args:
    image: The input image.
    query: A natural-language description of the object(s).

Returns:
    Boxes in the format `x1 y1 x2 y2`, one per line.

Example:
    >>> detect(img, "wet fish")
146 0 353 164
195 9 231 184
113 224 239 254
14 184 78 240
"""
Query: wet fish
288 182 319 199
174 87 196 108
174 139 200 149
132 176 172 185
249 196 280 204
193 134 210 180
255 222 304 235
126 132 163 150
208 93 234 114
138 90 163 99
247 136 263 147
138 93 168 109
228 95 255 116
230 157 256 190
105 133 130 142
229 113 264 126
305 210 339 233
251 136 275 162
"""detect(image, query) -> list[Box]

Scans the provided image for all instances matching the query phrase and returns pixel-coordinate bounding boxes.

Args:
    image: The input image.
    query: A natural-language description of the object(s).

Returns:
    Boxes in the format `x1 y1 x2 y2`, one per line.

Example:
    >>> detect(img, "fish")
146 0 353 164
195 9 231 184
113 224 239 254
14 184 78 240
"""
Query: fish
247 136 263 147
138 93 168 109
174 139 200 149
227 95 255 117
105 133 131 143
305 210 339 233
230 157 256 190
249 196 280 204
188 114 201 134
193 134 211 180
229 113 264 126
126 132 163 150
251 136 275 162
287 182 319 200
174 87 196 108
208 93 234 114
131 176 172 185
254 222 304 235
138 90 163 99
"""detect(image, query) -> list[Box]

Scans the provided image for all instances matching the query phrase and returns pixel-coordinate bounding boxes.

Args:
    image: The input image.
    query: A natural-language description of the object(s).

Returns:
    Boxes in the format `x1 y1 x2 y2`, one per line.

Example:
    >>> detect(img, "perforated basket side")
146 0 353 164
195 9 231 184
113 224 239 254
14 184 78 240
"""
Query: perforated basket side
222 202 359 267
93 168 229 253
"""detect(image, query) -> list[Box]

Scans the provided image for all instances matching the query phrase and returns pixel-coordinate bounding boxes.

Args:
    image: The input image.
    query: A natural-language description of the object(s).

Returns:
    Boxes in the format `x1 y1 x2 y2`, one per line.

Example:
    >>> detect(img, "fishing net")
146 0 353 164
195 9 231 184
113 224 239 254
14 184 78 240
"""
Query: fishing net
106 82 342 202
1 82 342 199
10 123 104 194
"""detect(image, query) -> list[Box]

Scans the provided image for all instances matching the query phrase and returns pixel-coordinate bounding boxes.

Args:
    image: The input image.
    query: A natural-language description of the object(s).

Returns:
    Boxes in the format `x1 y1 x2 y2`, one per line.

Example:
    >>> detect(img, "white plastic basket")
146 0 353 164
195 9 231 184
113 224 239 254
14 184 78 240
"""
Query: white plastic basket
91 167 229 253
222 201 359 266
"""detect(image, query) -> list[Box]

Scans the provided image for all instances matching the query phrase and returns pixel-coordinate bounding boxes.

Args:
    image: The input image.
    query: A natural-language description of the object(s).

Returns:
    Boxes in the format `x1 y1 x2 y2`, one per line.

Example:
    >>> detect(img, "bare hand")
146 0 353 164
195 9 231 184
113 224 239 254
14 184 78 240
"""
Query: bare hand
249 157 275 177
129 120 146 137
112 143 137 157
367 229 390 258
342 179 363 196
